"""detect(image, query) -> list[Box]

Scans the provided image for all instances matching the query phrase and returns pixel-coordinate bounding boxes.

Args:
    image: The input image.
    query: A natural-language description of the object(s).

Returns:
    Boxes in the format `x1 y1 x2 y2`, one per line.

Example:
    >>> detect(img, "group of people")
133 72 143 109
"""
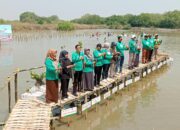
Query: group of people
45 33 162 103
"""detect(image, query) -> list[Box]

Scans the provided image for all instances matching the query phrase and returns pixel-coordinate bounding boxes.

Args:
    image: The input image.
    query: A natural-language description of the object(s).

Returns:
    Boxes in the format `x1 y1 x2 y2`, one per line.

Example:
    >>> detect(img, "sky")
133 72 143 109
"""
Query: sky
0 0 180 20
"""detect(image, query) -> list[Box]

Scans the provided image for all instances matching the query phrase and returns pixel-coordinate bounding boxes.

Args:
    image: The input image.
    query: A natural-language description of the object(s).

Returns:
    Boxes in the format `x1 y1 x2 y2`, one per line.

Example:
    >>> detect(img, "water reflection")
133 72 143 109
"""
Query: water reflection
54 65 170 130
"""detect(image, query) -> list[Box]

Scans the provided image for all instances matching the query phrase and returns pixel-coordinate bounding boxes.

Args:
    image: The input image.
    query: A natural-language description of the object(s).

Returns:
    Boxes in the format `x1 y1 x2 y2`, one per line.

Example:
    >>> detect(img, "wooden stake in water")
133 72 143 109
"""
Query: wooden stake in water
8 78 11 113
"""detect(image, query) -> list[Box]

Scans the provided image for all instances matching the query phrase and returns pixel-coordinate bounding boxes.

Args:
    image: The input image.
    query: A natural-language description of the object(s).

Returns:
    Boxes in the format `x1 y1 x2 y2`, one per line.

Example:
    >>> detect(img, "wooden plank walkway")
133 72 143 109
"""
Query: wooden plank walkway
3 53 171 130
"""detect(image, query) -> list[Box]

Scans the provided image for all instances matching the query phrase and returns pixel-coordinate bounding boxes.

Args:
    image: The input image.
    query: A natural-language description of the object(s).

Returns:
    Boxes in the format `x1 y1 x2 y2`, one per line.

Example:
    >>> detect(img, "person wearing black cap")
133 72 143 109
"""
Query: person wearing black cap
93 43 105 86
59 50 74 100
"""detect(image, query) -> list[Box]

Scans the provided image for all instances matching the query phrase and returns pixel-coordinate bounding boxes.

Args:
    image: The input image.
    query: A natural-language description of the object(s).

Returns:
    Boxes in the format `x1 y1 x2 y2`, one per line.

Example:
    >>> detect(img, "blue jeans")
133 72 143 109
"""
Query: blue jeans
115 56 124 73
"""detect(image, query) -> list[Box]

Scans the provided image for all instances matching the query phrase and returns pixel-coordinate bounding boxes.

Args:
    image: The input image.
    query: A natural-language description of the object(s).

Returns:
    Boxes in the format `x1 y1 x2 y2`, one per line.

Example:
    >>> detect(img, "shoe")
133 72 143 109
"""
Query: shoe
88 89 93 91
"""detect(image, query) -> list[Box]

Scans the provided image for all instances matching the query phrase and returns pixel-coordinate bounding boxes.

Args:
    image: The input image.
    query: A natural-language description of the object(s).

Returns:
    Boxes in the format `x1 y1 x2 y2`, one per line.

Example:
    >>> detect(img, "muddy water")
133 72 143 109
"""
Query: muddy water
0 29 180 130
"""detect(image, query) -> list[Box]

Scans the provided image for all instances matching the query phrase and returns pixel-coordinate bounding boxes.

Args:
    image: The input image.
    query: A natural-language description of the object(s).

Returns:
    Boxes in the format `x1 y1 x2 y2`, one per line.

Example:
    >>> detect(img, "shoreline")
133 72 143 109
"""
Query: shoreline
8 22 180 32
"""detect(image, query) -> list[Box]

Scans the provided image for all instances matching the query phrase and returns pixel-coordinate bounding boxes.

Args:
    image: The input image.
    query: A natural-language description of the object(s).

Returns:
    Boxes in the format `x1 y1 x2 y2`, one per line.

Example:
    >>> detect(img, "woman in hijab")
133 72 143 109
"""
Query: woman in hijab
45 49 61 103
59 50 74 100
83 49 94 91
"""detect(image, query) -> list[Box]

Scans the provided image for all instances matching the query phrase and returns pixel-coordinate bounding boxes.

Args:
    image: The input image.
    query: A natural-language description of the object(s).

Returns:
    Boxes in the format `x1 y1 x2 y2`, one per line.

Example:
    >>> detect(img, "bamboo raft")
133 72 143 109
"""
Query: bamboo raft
3 53 172 130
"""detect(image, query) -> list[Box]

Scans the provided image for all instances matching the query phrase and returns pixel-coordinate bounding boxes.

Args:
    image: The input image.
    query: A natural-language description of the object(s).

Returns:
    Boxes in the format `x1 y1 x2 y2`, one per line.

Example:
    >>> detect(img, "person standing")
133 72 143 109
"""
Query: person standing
83 49 94 91
93 43 105 86
142 34 151 64
72 44 84 96
109 42 119 78
134 39 141 67
59 50 74 100
101 42 113 79
116 35 129 73
45 49 60 103
148 34 155 62
154 34 162 60
128 35 136 69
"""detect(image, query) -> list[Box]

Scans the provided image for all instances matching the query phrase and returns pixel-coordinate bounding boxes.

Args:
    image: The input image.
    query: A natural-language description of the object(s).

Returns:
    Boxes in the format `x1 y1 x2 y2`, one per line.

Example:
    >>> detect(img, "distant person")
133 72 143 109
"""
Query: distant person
72 44 84 96
45 49 60 103
148 34 155 62
116 35 129 73
109 42 119 78
101 42 113 79
134 39 141 67
154 34 162 60
83 48 94 91
59 50 74 100
93 43 105 86
128 35 136 69
142 34 151 63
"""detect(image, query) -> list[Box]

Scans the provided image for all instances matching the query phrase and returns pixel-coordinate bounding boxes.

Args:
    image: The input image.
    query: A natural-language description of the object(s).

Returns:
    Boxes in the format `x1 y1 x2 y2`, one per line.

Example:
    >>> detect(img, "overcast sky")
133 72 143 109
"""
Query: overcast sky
0 0 180 20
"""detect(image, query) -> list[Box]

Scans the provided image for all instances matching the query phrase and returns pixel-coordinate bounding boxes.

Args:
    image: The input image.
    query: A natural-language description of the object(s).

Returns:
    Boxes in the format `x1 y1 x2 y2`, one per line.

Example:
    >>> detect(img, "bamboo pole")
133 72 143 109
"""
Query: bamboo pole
7 77 11 113
14 72 18 103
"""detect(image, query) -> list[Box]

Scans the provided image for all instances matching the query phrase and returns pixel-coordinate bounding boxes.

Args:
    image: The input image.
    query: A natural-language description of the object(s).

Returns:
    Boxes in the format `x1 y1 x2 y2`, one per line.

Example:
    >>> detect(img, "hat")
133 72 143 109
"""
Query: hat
117 35 123 39
155 34 158 36
103 42 110 48
144 34 148 37
111 42 116 47
131 34 136 39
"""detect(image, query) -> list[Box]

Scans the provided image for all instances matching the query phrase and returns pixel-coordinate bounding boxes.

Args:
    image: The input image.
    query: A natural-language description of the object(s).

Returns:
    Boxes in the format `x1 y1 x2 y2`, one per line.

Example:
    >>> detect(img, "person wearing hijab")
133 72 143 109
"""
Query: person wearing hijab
83 49 94 91
154 34 162 60
59 50 74 100
101 42 113 79
72 44 84 96
134 39 141 67
148 34 155 62
142 34 151 64
109 42 119 78
93 43 105 86
45 49 61 103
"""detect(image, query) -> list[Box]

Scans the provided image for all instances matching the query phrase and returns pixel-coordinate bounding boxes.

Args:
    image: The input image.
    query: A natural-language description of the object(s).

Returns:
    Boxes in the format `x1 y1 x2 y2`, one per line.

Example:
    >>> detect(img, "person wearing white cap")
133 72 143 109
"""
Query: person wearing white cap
128 35 136 69
101 42 113 79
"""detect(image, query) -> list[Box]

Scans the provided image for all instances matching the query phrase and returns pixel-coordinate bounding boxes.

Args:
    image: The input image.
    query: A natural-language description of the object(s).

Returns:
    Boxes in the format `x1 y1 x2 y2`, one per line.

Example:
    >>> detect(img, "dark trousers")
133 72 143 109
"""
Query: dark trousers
148 49 153 62
134 54 140 67
73 71 82 94
120 56 124 73
94 66 102 86
102 64 110 79
61 79 69 98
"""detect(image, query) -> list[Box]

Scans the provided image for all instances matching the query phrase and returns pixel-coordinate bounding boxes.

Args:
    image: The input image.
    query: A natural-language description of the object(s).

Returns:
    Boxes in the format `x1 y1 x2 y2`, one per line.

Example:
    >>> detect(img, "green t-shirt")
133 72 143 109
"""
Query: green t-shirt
142 39 151 50
83 55 94 72
45 58 60 80
72 51 84 71
116 41 128 56
101 48 113 64
128 39 136 53
93 49 103 67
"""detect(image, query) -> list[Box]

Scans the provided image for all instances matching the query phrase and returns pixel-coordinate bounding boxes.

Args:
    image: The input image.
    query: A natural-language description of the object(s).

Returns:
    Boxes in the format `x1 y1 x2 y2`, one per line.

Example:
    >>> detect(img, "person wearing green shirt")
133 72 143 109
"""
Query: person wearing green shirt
93 43 105 86
116 35 128 73
134 39 141 67
101 42 113 79
154 34 162 60
45 49 60 103
128 35 136 69
83 48 94 91
71 44 84 96
148 34 155 62
142 34 151 63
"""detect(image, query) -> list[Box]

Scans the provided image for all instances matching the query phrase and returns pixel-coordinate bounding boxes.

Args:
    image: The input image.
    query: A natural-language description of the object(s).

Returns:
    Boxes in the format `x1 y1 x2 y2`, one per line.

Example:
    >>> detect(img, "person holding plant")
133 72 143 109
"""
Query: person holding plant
45 49 61 103
83 48 94 91
93 43 105 86
59 50 74 100
101 42 113 79
72 44 84 96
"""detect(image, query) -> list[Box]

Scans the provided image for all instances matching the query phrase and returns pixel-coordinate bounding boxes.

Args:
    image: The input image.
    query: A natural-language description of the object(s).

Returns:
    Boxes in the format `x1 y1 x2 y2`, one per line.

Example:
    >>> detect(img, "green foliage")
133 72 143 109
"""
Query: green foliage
30 71 45 81
57 22 75 31
71 10 180 29
72 14 104 25
19 12 59 24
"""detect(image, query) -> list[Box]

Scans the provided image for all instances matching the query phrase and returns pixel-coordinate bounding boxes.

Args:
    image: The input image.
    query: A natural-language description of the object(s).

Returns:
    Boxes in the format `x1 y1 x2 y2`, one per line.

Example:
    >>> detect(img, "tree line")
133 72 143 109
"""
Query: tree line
71 10 180 29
